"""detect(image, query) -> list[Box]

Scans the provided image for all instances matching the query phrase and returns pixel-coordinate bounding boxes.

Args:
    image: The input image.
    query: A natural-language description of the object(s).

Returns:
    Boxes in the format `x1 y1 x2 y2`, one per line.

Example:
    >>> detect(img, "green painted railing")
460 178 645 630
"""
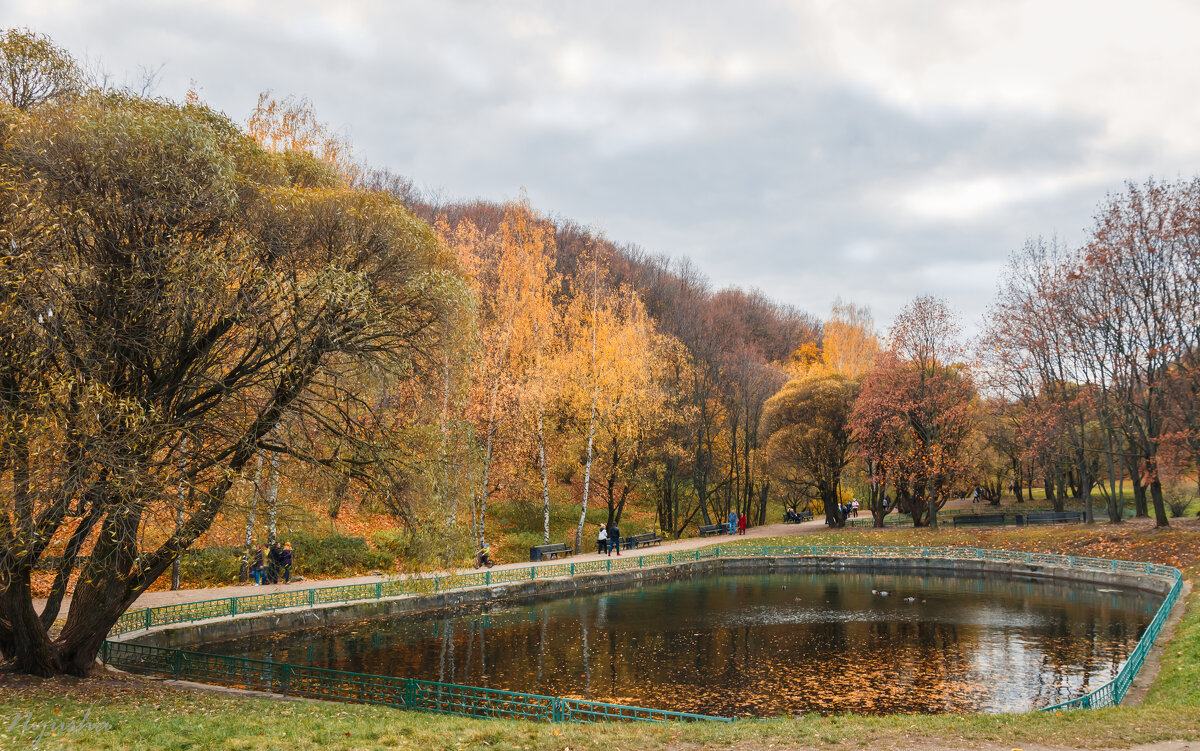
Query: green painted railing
105 544 1183 720
98 640 730 724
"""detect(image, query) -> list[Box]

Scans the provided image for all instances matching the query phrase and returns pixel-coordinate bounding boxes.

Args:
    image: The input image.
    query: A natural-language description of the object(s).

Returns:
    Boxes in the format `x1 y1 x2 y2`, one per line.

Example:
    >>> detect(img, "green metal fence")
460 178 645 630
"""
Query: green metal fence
104 544 1184 720
98 640 729 724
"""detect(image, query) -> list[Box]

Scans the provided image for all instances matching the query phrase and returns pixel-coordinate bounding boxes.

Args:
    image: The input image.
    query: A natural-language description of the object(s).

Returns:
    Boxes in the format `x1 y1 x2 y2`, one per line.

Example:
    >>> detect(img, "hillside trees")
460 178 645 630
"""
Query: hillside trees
985 180 1200 527
0 93 466 675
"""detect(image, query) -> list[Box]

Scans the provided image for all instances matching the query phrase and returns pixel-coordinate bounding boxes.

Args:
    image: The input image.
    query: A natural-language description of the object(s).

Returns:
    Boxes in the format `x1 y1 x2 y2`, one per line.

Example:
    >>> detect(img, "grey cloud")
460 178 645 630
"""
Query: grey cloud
7 0 1199 333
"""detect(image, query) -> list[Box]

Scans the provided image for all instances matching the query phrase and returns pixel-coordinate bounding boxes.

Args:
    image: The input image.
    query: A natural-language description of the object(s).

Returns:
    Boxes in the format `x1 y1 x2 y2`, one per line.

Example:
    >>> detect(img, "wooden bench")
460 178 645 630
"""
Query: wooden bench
529 542 572 562
784 510 814 523
952 513 1008 527
1018 511 1084 525
623 532 662 550
698 523 729 537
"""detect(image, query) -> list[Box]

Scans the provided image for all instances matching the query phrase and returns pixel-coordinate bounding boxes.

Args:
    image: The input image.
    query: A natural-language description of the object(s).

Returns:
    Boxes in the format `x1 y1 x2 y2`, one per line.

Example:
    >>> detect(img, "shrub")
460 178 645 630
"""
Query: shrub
1162 485 1195 518
286 531 395 577
178 545 245 586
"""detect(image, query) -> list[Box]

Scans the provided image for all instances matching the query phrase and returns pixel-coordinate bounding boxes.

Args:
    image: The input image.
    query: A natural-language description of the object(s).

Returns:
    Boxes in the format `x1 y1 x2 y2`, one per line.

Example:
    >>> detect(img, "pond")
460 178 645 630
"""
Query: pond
201 570 1158 716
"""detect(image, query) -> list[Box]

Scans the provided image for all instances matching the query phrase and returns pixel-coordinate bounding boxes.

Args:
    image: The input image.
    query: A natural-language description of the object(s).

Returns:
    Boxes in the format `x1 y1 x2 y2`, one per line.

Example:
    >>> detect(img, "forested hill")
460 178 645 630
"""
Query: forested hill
402 194 821 363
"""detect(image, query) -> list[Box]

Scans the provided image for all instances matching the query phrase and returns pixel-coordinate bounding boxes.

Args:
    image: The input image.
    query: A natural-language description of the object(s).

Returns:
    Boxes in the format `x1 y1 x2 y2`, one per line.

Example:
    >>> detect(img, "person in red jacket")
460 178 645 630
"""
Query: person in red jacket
737 512 747 535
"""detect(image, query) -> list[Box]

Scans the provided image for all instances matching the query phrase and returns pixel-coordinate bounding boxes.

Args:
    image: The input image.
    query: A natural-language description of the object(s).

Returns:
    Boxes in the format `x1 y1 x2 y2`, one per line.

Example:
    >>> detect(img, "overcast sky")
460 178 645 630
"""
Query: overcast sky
7 0 1200 330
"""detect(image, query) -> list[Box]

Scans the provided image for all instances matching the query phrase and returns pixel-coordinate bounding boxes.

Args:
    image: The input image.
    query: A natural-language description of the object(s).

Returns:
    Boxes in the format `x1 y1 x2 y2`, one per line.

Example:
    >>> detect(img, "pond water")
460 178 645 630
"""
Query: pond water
201 571 1158 716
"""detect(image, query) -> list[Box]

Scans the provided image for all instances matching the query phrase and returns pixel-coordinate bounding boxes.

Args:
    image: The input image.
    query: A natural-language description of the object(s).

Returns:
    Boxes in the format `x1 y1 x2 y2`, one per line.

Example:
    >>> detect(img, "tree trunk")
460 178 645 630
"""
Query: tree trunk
537 405 551 545
242 451 263 581
266 451 279 545
2 571 58 676
574 399 598 553
1149 477 1169 528
1052 471 1066 512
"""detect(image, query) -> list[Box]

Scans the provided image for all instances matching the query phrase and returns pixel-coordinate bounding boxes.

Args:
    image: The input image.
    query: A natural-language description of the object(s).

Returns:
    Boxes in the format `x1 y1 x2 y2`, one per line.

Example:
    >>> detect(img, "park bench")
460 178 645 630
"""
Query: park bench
529 542 572 562
1018 511 1084 525
698 523 729 537
784 510 813 523
951 513 1008 527
623 532 662 550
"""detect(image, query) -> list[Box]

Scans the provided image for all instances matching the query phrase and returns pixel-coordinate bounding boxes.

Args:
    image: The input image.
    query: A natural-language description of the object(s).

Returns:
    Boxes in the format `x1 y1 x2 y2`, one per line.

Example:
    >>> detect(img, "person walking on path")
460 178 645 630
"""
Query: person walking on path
727 509 738 535
851 499 859 518
597 525 608 554
280 542 294 584
607 522 621 556
737 512 747 535
266 542 281 584
249 545 265 585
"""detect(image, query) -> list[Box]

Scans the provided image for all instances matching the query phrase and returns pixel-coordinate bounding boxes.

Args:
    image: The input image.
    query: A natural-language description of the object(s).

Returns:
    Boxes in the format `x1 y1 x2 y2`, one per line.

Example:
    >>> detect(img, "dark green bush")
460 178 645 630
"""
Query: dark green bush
178 545 244 586
286 531 395 577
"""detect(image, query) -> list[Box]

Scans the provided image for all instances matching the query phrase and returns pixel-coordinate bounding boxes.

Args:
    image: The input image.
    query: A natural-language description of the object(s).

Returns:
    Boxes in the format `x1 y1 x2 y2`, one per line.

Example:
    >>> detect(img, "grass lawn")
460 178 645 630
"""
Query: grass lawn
3 522 1199 750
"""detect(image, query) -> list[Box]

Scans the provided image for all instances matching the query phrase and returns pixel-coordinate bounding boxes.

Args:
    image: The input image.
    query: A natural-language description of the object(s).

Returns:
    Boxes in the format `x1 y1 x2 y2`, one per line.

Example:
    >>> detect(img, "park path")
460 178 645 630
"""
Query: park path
39 516 832 618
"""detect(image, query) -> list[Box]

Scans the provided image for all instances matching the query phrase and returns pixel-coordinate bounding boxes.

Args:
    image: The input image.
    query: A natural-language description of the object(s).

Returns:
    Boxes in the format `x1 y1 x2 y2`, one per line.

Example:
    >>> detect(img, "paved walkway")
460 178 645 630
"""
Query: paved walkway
39 517 831 617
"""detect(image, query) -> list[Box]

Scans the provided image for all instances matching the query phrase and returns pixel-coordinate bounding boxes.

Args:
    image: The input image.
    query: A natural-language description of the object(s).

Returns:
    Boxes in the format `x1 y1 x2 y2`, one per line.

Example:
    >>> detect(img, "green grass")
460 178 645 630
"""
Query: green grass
5 523 1200 750
3 674 1199 751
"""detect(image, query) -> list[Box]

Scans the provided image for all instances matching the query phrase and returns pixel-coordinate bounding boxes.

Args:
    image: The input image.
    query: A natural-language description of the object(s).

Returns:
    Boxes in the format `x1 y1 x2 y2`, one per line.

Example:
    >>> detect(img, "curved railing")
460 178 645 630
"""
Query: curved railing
104 544 1184 720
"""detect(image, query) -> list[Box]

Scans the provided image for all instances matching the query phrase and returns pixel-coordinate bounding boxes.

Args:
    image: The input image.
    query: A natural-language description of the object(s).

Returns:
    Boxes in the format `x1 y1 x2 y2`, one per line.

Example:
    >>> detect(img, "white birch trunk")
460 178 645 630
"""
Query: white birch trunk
171 438 188 590
267 451 279 545
574 265 600 553
538 405 551 544
243 451 263 580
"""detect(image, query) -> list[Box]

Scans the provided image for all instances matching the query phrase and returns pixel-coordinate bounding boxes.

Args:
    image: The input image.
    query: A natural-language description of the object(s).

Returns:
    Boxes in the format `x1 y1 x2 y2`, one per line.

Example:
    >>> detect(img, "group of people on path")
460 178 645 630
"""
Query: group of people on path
726 510 748 535
248 541 294 585
597 522 622 555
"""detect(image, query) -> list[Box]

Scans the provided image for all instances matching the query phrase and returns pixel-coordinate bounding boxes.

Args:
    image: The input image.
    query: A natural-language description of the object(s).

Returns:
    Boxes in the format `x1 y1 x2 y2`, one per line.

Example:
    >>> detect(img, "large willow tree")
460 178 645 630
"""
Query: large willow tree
0 91 466 675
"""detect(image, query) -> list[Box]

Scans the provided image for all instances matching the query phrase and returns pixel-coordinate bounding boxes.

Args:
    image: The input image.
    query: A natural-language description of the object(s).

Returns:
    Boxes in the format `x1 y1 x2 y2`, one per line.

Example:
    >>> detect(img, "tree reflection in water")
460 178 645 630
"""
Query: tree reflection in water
204 571 1157 716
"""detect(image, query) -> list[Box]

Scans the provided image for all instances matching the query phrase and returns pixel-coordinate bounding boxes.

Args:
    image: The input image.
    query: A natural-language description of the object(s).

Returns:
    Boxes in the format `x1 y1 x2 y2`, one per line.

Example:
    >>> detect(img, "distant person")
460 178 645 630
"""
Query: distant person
597 524 608 554
728 509 737 535
265 542 281 584
851 499 859 517
249 545 265 585
476 542 493 568
737 512 747 535
607 522 621 556
279 542 294 583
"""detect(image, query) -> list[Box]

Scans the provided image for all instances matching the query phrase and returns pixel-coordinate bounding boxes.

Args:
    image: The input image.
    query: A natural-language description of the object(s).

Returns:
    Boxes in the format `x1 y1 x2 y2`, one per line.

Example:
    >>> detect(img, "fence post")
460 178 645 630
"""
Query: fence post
376 582 383 599
144 608 152 630
607 558 611 572
172 649 183 680
280 663 292 696
552 697 564 722
668 553 673 565
405 678 417 709
309 589 316 607
570 562 575 576
485 570 491 586
532 566 537 580
230 597 238 617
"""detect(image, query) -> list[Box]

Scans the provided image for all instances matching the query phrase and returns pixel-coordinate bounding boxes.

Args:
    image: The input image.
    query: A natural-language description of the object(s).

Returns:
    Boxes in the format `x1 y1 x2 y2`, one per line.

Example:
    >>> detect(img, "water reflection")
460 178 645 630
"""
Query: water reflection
204 571 1156 716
